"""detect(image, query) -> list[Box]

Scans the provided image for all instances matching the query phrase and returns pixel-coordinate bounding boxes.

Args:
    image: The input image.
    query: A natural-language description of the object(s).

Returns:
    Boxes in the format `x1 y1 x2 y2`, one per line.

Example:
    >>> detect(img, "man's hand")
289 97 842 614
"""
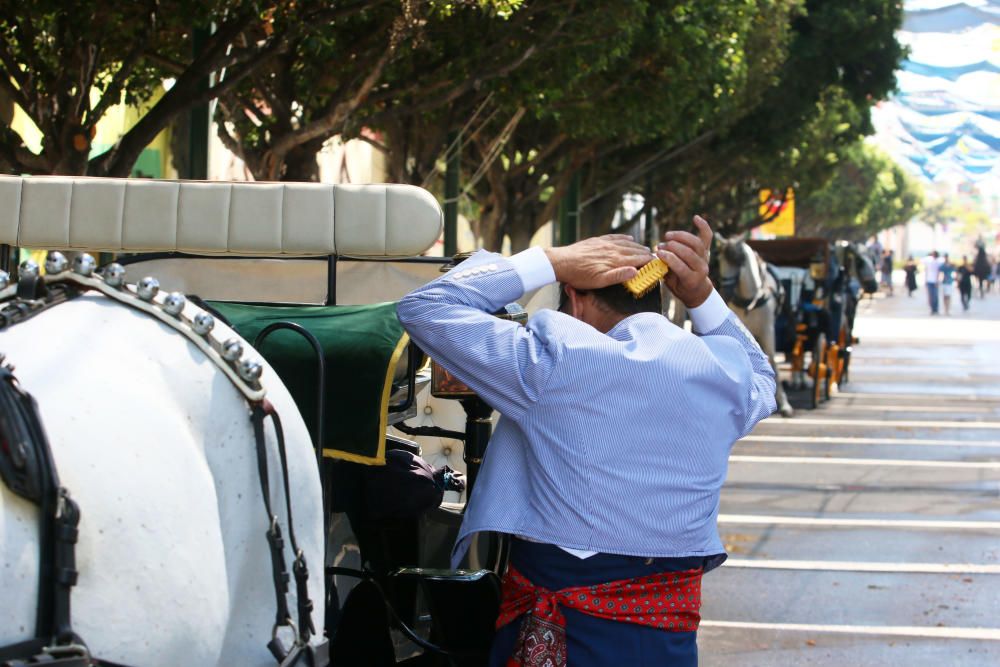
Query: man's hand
545 235 653 290
656 215 714 308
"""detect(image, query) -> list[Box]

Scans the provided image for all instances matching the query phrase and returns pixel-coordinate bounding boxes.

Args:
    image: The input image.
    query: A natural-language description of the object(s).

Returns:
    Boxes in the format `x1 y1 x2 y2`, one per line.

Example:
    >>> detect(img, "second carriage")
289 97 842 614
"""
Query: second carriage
748 237 875 408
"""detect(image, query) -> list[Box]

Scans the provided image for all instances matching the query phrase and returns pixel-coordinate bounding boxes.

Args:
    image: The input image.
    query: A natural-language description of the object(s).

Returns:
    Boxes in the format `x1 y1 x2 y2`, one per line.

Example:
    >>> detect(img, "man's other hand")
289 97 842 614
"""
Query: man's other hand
545 235 652 290
656 215 714 309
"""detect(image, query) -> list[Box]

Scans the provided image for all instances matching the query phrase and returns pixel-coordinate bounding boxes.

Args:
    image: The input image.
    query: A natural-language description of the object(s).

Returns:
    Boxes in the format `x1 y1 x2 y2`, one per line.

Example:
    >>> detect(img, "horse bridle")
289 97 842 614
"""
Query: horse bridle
711 243 770 312
0 256 327 667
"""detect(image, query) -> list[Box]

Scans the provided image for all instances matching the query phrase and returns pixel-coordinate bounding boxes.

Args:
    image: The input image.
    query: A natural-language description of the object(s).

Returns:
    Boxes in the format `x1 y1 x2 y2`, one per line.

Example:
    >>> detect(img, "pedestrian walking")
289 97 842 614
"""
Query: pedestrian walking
973 244 991 297
958 256 974 311
923 251 943 315
940 254 955 316
903 256 918 297
880 250 894 296
397 218 776 667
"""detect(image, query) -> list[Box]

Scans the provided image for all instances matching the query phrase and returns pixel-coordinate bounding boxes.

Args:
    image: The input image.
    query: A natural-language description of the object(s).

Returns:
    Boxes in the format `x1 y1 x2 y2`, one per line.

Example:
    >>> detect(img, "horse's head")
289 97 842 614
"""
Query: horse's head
713 232 765 303
714 232 749 275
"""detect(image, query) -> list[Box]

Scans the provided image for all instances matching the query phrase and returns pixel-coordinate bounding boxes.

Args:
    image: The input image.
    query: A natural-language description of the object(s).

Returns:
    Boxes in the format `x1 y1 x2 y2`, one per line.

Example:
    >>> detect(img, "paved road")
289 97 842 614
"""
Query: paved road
699 283 1000 666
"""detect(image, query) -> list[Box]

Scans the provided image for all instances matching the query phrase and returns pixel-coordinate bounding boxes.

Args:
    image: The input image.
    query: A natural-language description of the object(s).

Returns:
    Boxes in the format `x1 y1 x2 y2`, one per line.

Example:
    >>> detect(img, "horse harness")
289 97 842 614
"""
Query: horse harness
0 256 328 667
712 244 772 313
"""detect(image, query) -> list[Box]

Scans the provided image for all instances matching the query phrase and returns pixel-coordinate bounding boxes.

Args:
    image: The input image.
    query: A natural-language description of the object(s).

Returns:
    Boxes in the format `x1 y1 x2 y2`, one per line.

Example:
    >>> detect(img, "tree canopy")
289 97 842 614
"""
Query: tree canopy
795 142 924 241
0 0 915 246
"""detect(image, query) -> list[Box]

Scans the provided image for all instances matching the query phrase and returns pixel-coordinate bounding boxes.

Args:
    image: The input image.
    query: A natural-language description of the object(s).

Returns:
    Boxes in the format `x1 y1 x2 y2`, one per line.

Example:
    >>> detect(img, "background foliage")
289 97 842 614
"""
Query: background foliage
0 0 914 247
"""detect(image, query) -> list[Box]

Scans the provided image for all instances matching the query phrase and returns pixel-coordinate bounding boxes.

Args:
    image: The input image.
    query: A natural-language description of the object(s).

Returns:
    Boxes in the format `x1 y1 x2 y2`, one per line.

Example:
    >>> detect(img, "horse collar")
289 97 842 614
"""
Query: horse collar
0 255 265 403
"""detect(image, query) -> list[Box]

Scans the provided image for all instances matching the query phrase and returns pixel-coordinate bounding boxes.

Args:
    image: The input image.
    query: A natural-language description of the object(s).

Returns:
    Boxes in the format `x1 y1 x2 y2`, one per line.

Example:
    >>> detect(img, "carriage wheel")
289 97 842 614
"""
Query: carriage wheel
824 342 838 401
837 321 852 386
811 332 827 409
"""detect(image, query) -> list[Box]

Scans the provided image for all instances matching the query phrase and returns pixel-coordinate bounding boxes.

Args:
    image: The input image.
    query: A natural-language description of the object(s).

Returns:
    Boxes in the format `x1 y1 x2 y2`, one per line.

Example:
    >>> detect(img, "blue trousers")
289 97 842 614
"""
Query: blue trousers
489 540 706 667
927 283 939 313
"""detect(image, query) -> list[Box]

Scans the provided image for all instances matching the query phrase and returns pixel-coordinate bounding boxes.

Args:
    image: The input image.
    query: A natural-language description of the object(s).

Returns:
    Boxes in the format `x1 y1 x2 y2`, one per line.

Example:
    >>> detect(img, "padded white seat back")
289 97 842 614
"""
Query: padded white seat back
0 175 442 257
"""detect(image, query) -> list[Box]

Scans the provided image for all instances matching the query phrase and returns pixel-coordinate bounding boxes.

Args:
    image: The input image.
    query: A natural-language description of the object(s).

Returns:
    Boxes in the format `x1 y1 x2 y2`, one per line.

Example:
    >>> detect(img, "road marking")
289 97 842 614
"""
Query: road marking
740 434 1000 448
833 391 1000 403
699 620 1000 642
763 417 1000 429
846 358 981 367
723 559 1000 574
717 514 1000 530
821 404 994 414
729 455 1000 469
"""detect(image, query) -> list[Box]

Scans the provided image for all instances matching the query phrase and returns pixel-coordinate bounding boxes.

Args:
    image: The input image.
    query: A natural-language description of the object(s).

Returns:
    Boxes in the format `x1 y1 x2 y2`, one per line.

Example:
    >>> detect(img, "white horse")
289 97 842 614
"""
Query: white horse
0 272 325 666
0 175 443 667
714 234 793 417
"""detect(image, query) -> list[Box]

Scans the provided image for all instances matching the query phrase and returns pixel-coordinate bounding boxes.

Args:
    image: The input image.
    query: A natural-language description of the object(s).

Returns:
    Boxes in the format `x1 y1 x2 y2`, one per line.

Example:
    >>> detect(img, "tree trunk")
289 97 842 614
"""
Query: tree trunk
508 220 535 253
281 138 325 182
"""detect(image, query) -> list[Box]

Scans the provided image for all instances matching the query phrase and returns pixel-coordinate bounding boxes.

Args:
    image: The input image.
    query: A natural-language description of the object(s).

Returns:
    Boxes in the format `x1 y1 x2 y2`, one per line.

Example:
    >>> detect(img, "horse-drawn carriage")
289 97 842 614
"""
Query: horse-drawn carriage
0 175 508 667
747 237 875 409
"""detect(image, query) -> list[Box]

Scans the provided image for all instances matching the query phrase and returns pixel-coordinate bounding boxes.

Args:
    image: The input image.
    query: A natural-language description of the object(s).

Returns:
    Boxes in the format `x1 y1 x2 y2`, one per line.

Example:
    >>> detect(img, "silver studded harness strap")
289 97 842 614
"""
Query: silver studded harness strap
0 256 327 667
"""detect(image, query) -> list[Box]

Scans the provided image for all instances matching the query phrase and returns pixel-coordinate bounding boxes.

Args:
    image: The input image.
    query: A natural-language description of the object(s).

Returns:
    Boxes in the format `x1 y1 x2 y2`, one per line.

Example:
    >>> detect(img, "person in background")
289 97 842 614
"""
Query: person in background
973 244 991 297
880 249 894 296
940 254 956 316
923 251 942 315
957 256 974 312
903 255 918 297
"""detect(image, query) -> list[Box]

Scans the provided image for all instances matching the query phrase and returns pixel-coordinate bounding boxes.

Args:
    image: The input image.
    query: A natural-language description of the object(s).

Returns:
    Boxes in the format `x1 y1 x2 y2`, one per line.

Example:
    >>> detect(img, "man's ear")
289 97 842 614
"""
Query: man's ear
564 285 585 319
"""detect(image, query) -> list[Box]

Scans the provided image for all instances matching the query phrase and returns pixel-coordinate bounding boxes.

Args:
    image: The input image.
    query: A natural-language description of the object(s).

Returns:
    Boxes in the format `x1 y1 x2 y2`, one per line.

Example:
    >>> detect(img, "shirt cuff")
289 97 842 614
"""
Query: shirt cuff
688 290 730 334
508 246 557 293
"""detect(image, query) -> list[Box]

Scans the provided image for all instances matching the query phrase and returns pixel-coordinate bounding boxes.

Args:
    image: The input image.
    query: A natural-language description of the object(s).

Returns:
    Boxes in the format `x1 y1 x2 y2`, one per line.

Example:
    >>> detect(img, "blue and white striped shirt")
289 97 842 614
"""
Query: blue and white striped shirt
397 248 776 568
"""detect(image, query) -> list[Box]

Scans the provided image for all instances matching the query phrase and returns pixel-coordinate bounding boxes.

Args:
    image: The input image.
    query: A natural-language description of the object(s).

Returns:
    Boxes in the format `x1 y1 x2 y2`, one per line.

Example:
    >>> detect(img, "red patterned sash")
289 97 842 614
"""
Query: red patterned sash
496 564 703 667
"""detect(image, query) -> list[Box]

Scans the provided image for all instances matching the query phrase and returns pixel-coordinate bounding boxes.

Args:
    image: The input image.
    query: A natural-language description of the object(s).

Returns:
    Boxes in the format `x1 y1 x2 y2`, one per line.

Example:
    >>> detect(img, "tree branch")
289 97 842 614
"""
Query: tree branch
87 3 158 126
91 24 288 176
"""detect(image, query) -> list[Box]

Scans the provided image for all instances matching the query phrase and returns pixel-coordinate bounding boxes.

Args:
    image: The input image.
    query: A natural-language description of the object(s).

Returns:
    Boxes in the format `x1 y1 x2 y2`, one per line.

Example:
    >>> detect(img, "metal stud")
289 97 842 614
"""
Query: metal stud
72 253 97 277
192 312 215 336
137 276 160 301
237 358 263 382
19 259 39 279
221 338 243 361
162 292 186 316
0 270 9 290
45 252 69 274
103 263 126 288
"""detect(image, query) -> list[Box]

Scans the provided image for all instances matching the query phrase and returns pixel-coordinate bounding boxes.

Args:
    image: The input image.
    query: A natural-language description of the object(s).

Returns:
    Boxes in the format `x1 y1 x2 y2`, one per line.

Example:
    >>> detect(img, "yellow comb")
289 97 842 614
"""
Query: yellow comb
622 257 669 298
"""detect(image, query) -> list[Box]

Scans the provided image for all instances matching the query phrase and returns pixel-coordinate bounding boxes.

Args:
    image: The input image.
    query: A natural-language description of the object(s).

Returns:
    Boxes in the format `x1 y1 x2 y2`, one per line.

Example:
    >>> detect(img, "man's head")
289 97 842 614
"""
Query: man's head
558 280 661 332
931 250 939 258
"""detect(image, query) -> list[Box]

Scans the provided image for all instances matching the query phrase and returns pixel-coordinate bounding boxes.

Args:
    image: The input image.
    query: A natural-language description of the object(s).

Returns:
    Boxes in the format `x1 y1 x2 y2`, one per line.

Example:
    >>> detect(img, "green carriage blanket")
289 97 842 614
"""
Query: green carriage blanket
207 300 408 465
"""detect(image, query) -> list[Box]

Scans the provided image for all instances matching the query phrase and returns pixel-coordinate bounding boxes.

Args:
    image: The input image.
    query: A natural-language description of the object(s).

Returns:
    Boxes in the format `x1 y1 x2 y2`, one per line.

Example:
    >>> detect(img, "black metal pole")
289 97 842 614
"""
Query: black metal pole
460 397 493 498
444 131 460 257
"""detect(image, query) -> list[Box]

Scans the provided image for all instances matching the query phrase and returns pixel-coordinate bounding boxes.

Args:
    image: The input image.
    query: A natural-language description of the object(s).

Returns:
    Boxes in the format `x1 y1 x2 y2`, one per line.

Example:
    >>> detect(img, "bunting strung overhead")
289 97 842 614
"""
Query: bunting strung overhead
873 1 999 182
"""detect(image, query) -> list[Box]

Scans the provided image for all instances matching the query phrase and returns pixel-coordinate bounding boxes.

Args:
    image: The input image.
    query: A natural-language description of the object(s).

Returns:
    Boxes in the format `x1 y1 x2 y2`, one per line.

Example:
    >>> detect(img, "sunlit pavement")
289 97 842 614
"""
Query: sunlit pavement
698 279 1000 666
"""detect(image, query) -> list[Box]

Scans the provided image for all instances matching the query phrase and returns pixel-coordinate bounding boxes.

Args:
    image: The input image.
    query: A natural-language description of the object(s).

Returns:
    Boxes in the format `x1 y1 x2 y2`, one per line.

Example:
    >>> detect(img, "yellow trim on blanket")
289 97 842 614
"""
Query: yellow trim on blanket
322 331 410 466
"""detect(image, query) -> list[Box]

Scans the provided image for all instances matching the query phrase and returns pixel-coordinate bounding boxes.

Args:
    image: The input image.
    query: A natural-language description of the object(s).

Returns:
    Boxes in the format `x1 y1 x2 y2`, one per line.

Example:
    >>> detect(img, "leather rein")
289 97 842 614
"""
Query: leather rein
0 262 326 667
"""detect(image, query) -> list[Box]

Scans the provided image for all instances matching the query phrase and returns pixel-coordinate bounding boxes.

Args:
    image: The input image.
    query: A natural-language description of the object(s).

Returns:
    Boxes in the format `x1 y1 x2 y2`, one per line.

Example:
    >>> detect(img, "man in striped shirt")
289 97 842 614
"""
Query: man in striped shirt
397 216 776 666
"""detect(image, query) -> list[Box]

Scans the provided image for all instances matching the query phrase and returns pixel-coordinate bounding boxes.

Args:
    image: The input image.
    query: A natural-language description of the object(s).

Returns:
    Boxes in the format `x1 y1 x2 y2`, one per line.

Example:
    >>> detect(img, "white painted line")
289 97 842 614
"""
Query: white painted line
763 417 1000 429
717 514 1000 531
834 391 1000 403
822 404 994 414
740 434 1000 448
729 455 1000 469
699 620 1000 642
724 559 1000 574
